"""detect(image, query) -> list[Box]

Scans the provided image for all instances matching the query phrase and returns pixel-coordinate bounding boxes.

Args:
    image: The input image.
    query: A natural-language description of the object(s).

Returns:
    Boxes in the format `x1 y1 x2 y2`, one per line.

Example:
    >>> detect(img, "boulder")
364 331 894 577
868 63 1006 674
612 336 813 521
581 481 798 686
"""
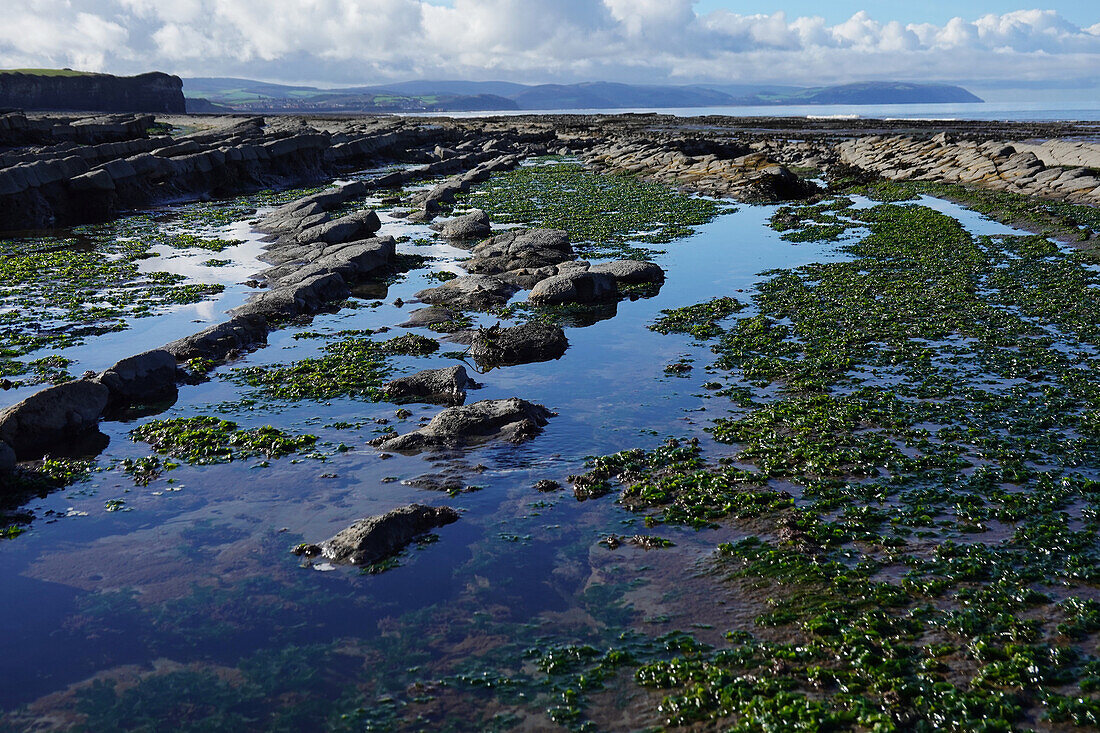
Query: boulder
466 229 573 274
0 379 109 459
468 322 568 367
371 398 554 453
415 274 519 311
588 259 665 285
383 365 478 405
433 209 490 240
96 349 178 407
528 271 617 305
300 504 459 565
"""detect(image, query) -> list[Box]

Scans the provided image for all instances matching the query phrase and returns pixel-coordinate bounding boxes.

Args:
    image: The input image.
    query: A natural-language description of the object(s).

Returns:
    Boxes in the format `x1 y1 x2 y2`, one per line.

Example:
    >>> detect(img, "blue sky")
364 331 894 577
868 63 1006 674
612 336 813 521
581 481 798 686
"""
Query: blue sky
1 1 1098 94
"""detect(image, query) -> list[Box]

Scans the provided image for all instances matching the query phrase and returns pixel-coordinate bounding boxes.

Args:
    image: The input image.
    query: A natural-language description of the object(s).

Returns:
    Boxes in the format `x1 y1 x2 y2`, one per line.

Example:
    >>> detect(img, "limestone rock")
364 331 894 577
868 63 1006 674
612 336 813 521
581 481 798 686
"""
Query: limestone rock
415 274 519 311
433 209 490 240
588 259 665 285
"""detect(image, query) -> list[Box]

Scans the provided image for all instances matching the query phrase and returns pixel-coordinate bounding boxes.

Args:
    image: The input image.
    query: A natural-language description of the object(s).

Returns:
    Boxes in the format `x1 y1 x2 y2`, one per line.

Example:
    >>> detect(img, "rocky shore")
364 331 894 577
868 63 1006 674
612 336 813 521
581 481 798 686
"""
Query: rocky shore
2 109 1099 476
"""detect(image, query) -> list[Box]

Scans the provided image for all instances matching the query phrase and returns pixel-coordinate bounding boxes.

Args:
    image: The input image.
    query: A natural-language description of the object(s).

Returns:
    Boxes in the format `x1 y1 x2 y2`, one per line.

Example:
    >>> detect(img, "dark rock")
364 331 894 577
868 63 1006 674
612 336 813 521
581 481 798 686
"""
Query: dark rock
528 271 617 305
402 474 465 493
383 365 477 405
304 504 459 565
296 208 381 245
399 306 466 329
0 441 14 473
415 274 519 311
432 209 490 240
534 479 561 492
0 71 185 113
162 314 269 362
468 322 568 367
231 272 349 320
0 379 109 459
371 398 554 453
96 349 178 407
466 229 572 274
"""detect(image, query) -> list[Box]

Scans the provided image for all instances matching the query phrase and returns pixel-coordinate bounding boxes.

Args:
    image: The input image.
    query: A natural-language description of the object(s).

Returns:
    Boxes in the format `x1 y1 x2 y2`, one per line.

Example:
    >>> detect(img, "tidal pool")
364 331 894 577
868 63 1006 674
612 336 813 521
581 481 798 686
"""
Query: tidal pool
1 163 1087 730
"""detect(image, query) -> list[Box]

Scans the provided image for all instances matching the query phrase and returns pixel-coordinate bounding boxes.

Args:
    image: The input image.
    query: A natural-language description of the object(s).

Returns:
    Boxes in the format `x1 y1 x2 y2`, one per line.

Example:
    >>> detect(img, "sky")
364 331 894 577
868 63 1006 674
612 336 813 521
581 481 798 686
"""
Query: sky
1 1 1098 97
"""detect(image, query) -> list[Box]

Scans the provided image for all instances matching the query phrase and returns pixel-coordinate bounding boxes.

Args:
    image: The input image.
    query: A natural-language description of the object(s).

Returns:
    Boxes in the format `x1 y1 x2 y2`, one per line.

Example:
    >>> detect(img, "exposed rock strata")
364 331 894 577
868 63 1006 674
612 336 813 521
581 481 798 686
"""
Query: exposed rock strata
836 134 1100 206
0 71 185 114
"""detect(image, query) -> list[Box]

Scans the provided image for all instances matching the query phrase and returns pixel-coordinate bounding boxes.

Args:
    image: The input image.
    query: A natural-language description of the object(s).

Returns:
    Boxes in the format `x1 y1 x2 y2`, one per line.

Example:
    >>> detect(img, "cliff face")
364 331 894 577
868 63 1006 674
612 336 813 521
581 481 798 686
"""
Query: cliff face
0 71 185 113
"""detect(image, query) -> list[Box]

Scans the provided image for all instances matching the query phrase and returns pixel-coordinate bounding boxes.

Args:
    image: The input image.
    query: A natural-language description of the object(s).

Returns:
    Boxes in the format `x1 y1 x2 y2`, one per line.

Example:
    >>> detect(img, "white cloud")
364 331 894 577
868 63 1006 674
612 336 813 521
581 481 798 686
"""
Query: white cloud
0 1 1097 87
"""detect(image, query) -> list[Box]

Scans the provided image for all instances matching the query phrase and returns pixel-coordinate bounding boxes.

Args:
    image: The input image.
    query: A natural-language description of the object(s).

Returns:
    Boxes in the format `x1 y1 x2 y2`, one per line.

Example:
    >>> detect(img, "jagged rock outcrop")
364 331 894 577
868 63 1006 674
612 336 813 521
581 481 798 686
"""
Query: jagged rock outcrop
583 141 818 201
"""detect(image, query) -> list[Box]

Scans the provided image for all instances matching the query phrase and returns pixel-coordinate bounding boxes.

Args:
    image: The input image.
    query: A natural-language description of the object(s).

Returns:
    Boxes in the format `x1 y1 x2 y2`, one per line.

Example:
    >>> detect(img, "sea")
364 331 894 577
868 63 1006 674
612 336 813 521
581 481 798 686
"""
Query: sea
418 100 1100 123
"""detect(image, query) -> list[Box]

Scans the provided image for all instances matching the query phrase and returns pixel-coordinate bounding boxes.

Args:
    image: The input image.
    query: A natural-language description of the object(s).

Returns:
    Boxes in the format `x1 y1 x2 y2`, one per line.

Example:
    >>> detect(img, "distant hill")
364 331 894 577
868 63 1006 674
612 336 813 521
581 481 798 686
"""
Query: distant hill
741 82 984 106
182 77 983 114
0 69 185 113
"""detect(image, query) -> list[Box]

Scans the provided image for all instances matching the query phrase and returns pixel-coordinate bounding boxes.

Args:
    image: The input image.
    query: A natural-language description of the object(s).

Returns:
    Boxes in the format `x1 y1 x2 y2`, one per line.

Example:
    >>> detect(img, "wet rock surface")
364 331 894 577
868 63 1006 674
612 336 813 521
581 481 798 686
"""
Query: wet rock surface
383 365 478 405
0 379 109 459
370 398 555 453
399 306 468 330
163 315 269 362
299 504 459 565
465 228 573 274
467 322 569 367
415 274 520 311
95 349 179 409
588 259 665 285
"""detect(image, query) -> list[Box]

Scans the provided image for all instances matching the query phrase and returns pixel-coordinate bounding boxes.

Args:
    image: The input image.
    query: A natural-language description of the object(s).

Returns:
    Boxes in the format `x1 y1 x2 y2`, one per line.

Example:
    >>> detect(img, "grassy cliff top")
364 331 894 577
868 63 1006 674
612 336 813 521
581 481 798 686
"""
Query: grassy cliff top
0 68 102 77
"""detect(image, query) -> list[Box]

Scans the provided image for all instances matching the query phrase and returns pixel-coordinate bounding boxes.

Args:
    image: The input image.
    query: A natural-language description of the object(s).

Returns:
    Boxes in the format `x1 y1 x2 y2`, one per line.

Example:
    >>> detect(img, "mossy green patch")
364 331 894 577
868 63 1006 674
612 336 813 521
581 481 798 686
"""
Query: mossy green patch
230 334 439 402
131 416 317 464
455 160 724 258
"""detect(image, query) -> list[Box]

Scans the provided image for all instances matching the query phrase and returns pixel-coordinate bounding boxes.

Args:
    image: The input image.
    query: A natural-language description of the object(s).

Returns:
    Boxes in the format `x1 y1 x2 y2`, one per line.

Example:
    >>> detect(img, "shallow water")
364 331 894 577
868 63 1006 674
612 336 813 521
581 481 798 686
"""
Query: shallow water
0 174 1044 728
